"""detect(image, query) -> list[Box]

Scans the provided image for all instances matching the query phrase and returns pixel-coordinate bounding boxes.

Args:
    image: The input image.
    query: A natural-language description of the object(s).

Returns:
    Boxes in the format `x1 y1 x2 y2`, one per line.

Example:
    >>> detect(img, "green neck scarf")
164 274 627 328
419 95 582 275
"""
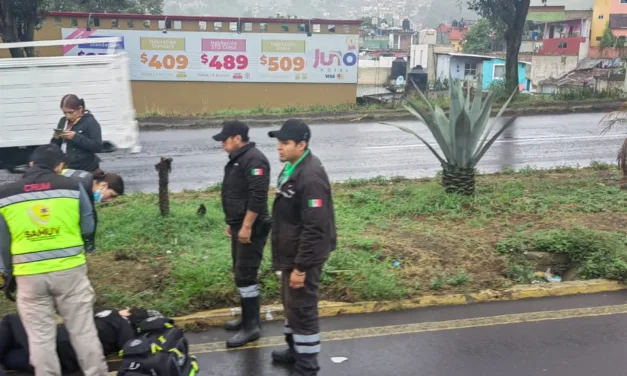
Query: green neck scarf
279 149 310 186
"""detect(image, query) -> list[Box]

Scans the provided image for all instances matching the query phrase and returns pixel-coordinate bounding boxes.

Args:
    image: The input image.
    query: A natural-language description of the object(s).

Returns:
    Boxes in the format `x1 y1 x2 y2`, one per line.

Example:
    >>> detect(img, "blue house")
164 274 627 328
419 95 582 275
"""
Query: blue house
435 52 531 91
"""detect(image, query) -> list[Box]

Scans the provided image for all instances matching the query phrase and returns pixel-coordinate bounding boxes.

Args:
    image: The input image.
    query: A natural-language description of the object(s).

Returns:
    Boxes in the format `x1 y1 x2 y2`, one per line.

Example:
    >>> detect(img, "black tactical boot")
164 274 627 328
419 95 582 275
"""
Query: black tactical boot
272 334 296 363
226 296 261 348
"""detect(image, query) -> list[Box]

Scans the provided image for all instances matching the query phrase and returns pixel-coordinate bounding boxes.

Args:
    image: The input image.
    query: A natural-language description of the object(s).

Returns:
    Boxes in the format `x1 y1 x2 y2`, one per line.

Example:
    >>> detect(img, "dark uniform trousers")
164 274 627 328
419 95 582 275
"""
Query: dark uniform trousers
231 221 270 296
281 264 324 375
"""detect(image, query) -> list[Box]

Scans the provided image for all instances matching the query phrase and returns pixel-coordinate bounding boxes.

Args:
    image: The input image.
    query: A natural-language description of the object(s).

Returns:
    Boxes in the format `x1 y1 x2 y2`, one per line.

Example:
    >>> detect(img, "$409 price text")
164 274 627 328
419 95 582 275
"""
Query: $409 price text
201 54 249 70
140 53 189 70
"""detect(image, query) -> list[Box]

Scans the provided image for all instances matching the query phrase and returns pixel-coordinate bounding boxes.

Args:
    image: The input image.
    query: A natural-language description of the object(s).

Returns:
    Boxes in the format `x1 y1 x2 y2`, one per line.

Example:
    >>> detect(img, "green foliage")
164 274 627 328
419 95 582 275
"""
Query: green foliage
552 87 623 101
600 23 616 50
496 229 627 281
462 19 496 53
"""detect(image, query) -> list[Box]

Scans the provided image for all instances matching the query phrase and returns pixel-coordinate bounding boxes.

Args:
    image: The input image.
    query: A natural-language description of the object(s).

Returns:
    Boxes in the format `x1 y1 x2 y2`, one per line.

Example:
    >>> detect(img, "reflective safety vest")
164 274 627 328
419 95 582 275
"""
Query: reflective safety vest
0 171 86 276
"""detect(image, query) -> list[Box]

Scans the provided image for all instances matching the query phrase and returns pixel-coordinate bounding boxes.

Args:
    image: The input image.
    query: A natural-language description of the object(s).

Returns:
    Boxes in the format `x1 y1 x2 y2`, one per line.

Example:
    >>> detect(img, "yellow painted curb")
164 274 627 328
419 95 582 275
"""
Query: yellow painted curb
173 279 627 328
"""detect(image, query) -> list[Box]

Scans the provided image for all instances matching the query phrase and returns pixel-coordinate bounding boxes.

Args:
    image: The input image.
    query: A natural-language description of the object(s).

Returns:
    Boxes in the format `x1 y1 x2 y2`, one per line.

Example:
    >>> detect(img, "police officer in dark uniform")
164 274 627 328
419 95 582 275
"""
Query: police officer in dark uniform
267 119 337 376
213 120 271 348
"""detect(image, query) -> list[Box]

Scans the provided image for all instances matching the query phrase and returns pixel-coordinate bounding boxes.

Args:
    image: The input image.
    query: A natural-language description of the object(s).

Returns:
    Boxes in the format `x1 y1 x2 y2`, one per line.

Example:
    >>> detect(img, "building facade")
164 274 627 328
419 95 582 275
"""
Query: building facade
0 12 361 113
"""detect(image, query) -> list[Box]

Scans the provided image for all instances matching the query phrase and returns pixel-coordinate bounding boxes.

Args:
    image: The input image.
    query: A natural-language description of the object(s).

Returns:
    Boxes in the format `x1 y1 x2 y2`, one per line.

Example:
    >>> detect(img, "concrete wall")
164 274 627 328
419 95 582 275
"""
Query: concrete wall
357 57 398 85
435 54 451 82
530 54 580 90
358 67 391 85
410 44 429 69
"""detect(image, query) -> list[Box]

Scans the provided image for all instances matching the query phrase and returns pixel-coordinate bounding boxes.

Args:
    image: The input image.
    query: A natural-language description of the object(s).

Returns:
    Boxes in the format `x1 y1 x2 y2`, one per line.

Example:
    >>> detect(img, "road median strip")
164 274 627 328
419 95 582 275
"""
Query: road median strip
174 279 627 328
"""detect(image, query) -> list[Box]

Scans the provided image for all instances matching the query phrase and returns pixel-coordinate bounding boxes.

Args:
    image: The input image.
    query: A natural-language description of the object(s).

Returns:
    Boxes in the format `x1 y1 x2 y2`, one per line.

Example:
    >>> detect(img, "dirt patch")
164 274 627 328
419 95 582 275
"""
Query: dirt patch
87 253 169 299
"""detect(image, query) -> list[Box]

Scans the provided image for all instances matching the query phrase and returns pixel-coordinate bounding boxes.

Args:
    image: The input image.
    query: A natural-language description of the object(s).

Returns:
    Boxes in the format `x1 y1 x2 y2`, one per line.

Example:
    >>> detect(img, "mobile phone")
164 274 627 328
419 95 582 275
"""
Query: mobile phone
53 128 66 134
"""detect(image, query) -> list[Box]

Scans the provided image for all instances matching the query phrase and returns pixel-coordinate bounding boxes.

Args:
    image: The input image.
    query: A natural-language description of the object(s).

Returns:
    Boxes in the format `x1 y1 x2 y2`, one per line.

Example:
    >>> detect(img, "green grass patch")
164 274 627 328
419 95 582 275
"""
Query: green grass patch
1 164 626 318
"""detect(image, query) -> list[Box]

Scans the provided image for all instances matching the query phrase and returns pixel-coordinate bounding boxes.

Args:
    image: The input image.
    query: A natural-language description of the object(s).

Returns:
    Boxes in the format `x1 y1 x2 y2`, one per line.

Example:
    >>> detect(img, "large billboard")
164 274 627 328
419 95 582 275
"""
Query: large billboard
62 28 359 84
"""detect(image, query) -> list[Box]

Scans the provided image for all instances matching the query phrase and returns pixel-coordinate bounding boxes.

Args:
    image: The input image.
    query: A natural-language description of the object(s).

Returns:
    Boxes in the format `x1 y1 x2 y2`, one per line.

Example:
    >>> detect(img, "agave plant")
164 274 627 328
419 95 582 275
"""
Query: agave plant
600 110 627 180
386 80 518 195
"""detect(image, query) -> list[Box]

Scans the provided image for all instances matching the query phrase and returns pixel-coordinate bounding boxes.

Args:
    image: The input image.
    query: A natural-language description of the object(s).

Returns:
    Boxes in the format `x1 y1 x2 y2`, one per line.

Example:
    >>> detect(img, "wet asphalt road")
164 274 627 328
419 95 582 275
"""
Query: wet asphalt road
186 291 627 376
1 113 623 193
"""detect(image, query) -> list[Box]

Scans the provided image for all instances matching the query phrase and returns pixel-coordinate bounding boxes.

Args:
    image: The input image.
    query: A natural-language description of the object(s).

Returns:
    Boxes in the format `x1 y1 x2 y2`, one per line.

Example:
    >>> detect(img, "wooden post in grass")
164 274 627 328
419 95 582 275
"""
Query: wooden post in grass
155 157 173 216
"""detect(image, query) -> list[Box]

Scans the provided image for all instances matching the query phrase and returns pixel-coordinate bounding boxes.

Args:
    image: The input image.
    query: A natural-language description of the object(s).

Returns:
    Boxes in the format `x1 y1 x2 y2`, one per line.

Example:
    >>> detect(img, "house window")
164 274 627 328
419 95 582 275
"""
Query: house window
464 62 477 76
199 21 207 30
599 15 604 19
597 36 602 41
343 25 351 33
173 21 182 30
127 20 134 29
299 23 306 32
313 24 321 33
493 64 505 79
214 22 222 31
558 42 568 48
282 24 289 32
94 18 100 27
244 22 253 32
54 17 62 27
70 17 78 27
143 20 151 29
111 19 119 28
622 0 627 3
328 24 336 33
260 23 268 32
229 22 238 31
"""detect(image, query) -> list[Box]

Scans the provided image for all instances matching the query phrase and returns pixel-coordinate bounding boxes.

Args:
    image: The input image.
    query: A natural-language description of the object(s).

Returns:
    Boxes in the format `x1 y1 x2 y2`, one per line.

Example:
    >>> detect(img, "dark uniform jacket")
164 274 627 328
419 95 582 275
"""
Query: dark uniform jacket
51 112 103 172
272 152 337 271
221 143 271 226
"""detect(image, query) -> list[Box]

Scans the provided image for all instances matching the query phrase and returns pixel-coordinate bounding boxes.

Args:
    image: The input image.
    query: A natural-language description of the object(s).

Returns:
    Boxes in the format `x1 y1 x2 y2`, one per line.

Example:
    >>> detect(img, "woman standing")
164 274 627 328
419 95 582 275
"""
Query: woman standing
51 94 103 172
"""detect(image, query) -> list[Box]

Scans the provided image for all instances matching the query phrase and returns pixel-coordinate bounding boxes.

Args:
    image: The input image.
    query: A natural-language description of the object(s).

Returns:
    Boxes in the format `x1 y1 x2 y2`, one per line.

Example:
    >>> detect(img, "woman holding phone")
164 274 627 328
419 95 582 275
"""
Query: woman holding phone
51 94 103 172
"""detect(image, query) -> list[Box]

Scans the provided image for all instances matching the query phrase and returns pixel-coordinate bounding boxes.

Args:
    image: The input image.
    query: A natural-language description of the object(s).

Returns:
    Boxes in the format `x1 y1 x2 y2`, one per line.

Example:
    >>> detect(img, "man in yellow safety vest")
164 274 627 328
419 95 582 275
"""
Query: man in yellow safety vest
0 144 108 376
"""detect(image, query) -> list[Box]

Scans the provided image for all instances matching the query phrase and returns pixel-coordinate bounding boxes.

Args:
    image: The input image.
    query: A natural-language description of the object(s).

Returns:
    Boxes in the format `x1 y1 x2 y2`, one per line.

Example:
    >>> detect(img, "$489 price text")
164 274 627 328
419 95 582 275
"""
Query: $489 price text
201 54 249 70
140 53 189 70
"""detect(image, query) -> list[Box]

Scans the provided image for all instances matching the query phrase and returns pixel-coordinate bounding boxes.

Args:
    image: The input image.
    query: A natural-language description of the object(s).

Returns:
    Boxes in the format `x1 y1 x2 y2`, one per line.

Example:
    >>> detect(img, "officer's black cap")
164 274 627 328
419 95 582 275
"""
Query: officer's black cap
30 144 67 169
268 119 311 143
212 120 249 142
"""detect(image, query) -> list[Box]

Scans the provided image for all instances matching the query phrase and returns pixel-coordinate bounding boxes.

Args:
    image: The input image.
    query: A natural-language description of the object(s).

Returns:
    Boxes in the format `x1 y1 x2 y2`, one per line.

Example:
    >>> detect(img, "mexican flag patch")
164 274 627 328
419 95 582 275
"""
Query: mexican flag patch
308 199 323 208
251 168 264 176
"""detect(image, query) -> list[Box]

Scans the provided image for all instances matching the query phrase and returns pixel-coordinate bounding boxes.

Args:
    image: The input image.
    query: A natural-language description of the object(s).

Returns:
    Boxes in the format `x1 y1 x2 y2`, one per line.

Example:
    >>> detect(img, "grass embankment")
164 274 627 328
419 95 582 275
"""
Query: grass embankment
136 95 625 120
2 164 627 318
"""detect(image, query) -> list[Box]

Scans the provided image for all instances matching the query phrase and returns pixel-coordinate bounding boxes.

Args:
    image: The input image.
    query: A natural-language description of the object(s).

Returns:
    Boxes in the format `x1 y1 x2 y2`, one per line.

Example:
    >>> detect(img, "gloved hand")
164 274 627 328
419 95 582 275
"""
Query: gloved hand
3 274 15 302
84 238 97 253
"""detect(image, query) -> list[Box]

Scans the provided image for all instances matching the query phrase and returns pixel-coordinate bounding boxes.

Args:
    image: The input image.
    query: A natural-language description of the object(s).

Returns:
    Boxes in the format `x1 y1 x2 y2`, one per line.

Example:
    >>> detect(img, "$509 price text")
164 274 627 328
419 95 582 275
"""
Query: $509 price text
201 54 249 70
260 55 305 72
140 53 189 70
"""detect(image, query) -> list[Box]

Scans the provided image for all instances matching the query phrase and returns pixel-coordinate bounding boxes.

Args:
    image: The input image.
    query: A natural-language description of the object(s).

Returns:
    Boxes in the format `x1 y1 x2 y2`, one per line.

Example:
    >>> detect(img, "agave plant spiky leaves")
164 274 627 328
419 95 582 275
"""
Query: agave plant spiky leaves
388 78 518 195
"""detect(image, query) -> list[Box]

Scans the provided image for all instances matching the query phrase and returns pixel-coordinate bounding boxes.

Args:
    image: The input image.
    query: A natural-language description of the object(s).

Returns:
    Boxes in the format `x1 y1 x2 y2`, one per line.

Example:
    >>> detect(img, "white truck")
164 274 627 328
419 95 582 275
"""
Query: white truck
0 38 140 172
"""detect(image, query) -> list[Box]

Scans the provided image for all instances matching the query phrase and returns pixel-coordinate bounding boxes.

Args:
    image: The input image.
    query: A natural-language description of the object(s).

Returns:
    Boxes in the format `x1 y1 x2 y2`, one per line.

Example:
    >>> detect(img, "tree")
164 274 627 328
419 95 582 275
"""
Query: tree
468 0 545 91
0 0 162 58
462 19 493 53
600 23 616 50
0 0 44 57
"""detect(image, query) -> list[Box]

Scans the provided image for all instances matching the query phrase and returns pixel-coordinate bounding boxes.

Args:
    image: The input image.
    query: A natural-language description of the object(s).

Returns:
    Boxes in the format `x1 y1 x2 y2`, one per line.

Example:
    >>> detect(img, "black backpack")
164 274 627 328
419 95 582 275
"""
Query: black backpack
117 317 198 376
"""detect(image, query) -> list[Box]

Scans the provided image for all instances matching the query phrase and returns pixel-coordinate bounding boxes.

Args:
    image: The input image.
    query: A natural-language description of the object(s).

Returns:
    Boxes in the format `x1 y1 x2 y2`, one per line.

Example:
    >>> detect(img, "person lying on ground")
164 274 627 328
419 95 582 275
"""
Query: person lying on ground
0 306 163 374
